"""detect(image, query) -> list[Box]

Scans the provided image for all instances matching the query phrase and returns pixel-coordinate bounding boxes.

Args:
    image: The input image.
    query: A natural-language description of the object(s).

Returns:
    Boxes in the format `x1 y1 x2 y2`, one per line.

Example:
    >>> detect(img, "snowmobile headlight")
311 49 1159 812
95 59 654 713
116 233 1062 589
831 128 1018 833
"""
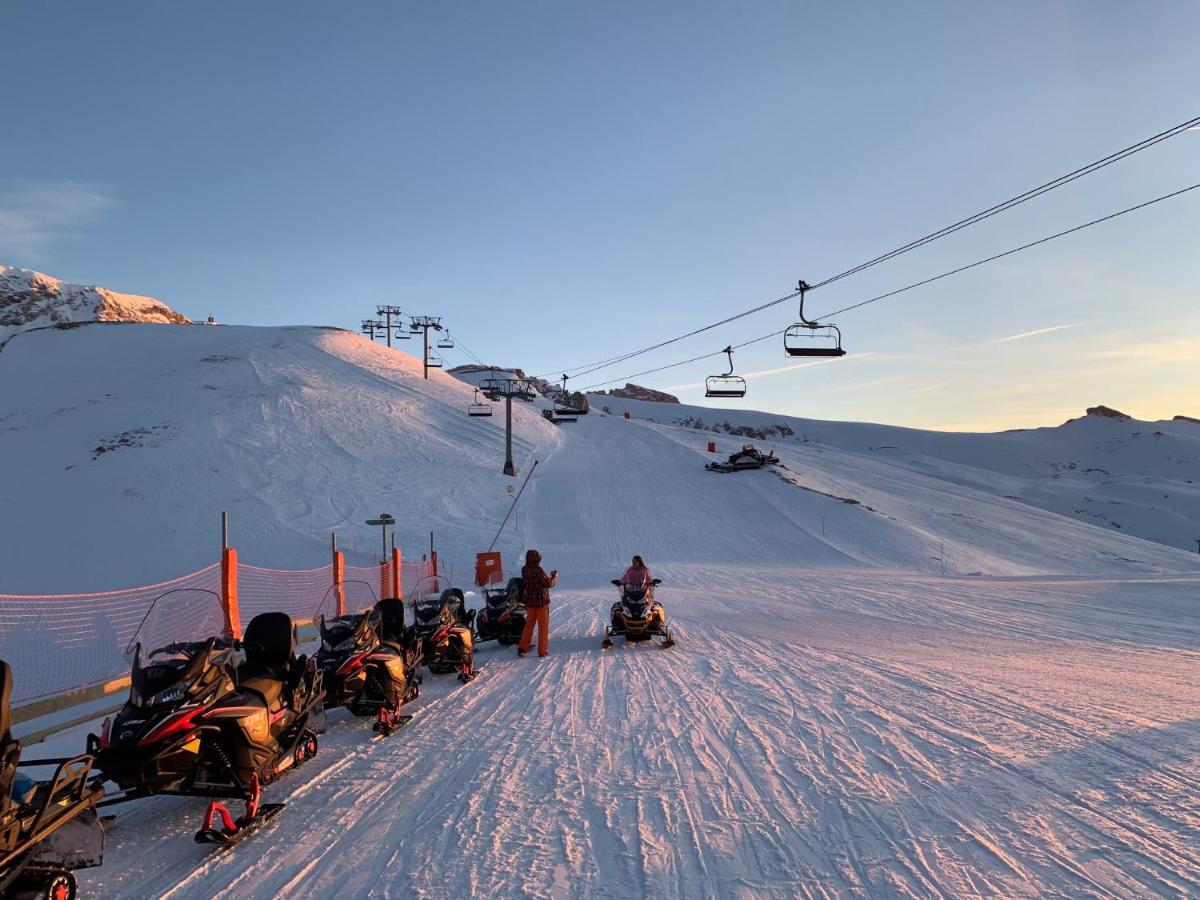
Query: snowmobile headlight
149 683 188 706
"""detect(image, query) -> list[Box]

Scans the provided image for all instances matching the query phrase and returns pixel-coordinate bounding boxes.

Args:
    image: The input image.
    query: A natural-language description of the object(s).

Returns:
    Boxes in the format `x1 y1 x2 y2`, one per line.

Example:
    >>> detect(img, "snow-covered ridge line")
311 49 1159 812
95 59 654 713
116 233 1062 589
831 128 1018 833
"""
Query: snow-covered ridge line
591 393 1200 552
0 265 189 347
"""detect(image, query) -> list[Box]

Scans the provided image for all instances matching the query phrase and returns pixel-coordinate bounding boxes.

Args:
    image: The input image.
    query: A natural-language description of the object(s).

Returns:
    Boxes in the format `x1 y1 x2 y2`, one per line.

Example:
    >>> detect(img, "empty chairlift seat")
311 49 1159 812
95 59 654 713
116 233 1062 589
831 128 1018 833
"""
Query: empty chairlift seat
783 323 845 357
467 388 493 417
783 279 847 359
705 346 747 399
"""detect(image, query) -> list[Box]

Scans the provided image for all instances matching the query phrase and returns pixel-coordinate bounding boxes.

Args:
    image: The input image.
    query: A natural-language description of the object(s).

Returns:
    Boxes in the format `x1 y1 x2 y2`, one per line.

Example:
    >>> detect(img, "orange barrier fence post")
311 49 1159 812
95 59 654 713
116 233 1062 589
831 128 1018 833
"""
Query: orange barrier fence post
221 547 242 640
333 550 346 616
392 547 402 598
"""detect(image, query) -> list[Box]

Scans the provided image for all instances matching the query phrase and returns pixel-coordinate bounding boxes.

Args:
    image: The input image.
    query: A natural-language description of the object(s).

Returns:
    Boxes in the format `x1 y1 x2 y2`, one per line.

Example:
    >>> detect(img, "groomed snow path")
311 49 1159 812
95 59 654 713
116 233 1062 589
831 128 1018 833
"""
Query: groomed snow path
83 415 1200 898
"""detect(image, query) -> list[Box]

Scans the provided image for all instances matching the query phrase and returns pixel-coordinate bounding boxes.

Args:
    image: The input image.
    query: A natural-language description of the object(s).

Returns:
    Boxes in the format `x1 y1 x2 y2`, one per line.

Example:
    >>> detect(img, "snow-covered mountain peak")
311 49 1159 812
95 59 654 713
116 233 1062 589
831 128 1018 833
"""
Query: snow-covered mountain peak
0 265 190 347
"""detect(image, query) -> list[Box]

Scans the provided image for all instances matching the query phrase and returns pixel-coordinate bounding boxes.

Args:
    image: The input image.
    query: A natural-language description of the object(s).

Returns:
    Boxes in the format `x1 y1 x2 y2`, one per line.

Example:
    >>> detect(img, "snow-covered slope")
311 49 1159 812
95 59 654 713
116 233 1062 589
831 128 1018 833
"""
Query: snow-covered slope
58 411 1200 898
0 323 559 591
0 265 190 347
5 321 1199 898
590 394 1200 554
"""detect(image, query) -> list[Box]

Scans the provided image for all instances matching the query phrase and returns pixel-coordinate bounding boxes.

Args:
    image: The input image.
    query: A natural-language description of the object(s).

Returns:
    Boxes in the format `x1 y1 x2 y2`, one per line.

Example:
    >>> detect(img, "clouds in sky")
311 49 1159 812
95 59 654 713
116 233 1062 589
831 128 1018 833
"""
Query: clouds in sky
987 322 1084 344
0 180 114 263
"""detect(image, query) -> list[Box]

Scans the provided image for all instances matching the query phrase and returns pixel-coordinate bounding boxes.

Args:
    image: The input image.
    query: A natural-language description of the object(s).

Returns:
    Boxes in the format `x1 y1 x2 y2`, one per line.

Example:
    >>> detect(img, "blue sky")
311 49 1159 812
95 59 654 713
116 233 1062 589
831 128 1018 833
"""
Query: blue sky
3 1 1197 429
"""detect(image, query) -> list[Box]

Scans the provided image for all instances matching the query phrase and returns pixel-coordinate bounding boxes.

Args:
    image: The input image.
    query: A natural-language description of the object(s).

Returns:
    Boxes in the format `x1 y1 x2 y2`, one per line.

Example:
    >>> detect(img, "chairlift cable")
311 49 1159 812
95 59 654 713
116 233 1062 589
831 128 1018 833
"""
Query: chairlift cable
535 113 1200 381
577 180 1200 391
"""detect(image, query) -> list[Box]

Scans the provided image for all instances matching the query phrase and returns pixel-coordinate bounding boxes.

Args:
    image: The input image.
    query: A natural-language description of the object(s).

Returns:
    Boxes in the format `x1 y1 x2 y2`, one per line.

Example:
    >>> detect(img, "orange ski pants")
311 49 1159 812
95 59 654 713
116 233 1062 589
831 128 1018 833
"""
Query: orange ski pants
519 605 550 656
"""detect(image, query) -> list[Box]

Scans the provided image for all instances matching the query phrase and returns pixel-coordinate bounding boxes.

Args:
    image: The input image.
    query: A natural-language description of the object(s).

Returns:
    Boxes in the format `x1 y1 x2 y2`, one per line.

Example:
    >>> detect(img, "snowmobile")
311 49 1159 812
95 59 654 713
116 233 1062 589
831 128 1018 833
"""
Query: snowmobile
473 574 525 646
0 660 106 899
601 578 674 649
89 591 327 846
313 583 423 736
89 589 241 800
408 576 476 682
705 443 780 473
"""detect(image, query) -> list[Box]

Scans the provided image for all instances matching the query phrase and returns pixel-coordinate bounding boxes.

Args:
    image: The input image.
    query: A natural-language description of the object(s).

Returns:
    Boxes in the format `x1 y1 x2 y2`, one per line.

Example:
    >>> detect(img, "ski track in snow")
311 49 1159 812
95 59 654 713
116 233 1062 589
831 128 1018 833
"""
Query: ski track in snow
73 413 1200 898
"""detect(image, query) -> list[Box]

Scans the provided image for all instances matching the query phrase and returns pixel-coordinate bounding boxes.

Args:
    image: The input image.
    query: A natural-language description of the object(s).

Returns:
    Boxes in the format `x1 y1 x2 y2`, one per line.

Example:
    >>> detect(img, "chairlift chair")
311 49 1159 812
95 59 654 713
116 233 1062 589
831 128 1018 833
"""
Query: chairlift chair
427 353 444 368
784 280 846 358
705 346 747 399
436 334 455 350
393 326 411 341
467 389 493 417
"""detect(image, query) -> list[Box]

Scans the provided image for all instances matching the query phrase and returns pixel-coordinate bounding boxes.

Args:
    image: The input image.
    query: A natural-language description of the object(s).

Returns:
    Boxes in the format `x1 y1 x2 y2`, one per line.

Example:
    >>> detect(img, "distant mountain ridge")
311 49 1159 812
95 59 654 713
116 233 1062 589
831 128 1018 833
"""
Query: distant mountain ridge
0 265 190 347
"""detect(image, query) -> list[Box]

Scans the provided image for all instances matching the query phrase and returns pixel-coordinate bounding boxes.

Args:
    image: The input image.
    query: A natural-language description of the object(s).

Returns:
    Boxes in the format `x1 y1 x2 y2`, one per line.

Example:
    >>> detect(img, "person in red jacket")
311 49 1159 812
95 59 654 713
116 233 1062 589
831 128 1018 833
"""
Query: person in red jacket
518 548 557 658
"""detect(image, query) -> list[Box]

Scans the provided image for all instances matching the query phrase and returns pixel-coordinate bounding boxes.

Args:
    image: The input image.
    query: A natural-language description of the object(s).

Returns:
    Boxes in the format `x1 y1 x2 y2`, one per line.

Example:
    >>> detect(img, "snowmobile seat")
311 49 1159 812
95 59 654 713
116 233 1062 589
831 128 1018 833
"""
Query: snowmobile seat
375 599 407 643
237 612 296 684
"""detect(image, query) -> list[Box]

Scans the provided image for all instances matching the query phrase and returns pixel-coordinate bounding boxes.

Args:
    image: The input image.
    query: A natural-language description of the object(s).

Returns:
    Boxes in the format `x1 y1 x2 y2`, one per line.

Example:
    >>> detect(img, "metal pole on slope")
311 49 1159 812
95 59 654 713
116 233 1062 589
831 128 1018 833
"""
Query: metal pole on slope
222 511 228 550
488 460 539 552
504 394 516 477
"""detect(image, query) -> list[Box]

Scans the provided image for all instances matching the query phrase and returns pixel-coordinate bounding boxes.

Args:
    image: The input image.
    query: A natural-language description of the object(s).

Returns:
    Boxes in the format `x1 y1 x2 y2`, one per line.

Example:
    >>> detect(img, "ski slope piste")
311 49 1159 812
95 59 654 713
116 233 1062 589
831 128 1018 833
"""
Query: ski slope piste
1 321 1198 898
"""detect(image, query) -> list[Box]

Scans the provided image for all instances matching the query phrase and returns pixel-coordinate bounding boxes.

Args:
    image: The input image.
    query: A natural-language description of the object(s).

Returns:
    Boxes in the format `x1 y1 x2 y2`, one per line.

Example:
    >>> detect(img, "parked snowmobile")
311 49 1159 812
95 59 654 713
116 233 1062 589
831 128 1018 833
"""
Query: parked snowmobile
473 573 525 646
89 591 327 846
313 582 422 736
408 576 476 682
1 660 106 899
602 578 674 649
705 443 780 473
89 589 240 800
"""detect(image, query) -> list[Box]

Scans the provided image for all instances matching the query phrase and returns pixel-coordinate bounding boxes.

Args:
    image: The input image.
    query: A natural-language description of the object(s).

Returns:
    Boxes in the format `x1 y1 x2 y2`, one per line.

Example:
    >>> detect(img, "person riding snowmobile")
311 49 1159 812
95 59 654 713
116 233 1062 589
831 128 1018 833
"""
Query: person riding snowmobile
620 555 653 590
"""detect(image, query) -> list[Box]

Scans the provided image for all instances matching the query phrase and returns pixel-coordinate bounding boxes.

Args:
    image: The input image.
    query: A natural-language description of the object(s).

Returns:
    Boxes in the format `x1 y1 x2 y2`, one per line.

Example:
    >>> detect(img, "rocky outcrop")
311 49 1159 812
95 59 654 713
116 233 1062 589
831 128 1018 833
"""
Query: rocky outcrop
1085 405 1131 420
594 383 680 404
1 265 189 347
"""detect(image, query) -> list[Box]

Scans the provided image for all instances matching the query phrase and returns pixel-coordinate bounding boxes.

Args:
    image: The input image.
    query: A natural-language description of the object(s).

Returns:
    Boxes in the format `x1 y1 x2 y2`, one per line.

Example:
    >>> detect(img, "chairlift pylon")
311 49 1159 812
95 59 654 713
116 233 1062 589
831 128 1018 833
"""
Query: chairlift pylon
467 388 493 418
784 279 846 358
705 346 747 399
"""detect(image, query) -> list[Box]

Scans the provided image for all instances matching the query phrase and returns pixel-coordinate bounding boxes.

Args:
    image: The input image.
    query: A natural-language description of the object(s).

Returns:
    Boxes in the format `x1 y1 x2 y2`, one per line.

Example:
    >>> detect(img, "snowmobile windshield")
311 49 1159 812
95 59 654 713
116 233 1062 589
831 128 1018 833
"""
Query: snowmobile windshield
127 588 229 708
319 612 378 655
407 575 454 622
126 588 228 659
412 596 446 625
481 571 513 605
314 579 380 624
407 575 452 603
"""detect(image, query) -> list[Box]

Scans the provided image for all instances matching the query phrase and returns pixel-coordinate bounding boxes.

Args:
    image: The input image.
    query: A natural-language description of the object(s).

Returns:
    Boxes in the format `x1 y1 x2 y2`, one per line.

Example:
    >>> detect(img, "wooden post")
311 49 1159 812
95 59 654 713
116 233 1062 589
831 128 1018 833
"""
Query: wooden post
380 561 389 604
430 550 438 578
392 547 402 598
221 547 241 640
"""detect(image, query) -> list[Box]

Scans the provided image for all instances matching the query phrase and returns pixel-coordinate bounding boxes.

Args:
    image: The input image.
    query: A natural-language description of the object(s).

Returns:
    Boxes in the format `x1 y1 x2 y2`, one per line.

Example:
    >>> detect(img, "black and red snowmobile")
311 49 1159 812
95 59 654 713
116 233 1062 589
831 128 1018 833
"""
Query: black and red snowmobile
1 660 106 899
472 573 525 646
89 590 326 847
314 582 423 736
705 443 780 473
408 576 476 682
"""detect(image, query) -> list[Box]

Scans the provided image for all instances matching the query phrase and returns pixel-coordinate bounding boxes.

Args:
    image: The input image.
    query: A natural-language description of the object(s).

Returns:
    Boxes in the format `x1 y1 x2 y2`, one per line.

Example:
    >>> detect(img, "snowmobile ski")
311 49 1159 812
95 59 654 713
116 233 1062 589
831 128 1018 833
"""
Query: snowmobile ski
194 802 286 847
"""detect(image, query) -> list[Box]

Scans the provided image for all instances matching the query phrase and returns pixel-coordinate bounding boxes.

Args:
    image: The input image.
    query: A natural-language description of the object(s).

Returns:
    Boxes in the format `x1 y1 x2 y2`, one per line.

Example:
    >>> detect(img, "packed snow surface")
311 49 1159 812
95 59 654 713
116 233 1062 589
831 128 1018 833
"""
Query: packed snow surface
3 324 1198 897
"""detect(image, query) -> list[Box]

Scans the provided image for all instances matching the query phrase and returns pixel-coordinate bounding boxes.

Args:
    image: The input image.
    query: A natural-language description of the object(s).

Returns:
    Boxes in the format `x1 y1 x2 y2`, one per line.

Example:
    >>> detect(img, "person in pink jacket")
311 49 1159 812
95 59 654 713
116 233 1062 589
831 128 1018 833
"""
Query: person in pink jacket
620 555 653 589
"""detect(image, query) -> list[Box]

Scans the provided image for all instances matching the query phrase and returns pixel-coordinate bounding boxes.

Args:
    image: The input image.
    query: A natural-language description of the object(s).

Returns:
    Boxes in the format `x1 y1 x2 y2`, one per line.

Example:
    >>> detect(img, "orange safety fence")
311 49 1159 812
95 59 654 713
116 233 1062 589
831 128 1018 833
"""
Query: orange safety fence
0 554 436 706
240 563 335 624
0 563 222 705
